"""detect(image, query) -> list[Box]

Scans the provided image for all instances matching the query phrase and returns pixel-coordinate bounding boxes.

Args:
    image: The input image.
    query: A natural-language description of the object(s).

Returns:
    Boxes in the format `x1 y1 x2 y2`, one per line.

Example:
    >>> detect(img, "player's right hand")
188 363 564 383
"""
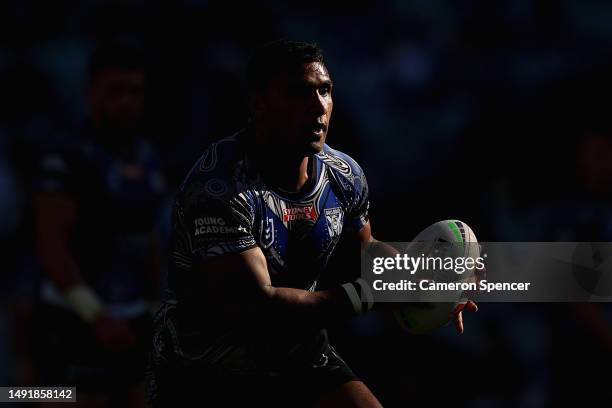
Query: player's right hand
93 314 137 352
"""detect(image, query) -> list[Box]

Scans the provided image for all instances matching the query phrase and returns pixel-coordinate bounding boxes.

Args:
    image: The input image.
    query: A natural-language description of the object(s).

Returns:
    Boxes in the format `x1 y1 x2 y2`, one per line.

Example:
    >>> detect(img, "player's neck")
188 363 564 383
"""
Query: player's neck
248 145 313 193
247 127 316 193
264 154 312 193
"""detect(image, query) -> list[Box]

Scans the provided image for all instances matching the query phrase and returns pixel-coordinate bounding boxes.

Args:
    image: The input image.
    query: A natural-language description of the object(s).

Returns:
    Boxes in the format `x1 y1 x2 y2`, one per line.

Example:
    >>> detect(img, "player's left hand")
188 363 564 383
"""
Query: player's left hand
452 300 478 334
453 259 485 334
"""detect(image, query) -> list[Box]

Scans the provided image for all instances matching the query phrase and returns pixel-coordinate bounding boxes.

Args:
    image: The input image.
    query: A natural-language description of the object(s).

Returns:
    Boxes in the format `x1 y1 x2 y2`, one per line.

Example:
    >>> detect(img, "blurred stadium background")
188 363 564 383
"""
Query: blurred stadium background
1 0 612 406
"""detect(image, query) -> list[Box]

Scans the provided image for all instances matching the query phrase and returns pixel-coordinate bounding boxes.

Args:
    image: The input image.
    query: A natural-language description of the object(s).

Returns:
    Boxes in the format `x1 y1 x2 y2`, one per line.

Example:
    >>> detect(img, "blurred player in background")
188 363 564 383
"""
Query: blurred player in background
147 40 475 407
34 42 166 407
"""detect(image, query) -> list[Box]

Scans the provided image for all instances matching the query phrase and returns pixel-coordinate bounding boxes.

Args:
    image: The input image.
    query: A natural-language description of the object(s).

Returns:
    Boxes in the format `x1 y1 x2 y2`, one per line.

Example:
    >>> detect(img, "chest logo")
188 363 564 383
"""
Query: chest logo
324 207 344 238
282 205 317 222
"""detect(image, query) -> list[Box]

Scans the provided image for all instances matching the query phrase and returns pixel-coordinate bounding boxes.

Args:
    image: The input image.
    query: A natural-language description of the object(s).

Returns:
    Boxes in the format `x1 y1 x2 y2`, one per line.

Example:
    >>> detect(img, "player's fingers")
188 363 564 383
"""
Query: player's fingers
452 302 466 315
454 311 464 334
465 300 478 313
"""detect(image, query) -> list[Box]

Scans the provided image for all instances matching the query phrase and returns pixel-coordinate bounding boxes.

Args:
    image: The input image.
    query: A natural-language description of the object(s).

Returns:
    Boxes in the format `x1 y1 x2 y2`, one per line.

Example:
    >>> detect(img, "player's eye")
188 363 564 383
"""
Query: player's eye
318 85 331 96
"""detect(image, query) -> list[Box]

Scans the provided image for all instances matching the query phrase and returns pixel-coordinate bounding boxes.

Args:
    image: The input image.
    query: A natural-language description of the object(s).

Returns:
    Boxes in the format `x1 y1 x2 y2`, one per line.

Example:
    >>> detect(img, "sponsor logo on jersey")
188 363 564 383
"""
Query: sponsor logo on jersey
282 205 317 222
324 207 344 238
194 217 243 236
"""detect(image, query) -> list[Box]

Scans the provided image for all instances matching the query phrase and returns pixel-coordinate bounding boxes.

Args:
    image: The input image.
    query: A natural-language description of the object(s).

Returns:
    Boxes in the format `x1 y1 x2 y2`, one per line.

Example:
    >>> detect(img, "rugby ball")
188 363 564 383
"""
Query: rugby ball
393 220 479 334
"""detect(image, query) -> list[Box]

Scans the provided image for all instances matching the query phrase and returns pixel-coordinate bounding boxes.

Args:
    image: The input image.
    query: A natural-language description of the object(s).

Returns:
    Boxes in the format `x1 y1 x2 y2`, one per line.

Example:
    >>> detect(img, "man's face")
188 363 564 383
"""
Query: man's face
253 61 333 155
89 69 145 131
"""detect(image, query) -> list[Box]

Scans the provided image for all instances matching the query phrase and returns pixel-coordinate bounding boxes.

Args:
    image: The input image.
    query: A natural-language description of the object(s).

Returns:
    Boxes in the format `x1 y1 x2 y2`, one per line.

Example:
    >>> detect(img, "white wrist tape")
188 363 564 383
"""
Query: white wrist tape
65 285 104 323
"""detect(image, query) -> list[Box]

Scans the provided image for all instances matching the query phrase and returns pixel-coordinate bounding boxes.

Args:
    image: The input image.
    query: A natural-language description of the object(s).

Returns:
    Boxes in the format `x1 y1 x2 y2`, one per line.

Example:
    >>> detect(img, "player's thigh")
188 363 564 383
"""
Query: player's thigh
313 380 383 408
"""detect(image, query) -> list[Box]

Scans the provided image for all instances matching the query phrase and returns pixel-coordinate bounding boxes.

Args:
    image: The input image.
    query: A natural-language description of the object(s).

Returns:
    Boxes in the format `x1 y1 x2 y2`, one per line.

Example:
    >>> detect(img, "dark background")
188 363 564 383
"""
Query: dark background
2 0 612 406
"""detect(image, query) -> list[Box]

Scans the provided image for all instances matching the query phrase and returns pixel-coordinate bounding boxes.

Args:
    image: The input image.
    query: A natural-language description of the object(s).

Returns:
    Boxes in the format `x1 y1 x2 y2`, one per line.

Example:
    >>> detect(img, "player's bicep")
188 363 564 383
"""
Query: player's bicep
198 246 272 301
35 192 77 246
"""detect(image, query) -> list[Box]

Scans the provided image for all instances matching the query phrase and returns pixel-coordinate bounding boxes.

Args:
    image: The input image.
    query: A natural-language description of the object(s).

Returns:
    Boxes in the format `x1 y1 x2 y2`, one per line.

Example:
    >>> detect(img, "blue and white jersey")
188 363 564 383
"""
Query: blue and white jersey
169 129 369 295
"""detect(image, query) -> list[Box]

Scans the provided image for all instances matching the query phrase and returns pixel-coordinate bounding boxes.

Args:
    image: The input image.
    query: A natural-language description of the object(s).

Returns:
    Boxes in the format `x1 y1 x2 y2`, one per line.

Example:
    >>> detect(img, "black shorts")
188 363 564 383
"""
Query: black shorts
146 303 358 407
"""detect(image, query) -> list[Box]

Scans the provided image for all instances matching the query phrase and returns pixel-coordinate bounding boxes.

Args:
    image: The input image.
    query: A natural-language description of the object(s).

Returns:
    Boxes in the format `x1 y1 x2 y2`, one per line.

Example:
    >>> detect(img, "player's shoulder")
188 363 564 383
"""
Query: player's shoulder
317 144 366 179
195 132 245 174
36 132 91 187
178 131 250 207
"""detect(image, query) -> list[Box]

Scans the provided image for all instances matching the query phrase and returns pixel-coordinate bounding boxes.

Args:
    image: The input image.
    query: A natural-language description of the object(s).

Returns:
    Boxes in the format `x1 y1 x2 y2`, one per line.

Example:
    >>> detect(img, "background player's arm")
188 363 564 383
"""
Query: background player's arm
35 192 137 349
35 192 83 291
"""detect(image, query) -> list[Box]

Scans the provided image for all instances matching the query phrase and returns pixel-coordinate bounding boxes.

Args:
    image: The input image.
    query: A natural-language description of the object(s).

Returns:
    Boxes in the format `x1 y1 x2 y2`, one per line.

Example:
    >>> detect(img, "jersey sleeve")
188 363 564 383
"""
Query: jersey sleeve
36 151 77 195
176 184 257 261
347 171 370 232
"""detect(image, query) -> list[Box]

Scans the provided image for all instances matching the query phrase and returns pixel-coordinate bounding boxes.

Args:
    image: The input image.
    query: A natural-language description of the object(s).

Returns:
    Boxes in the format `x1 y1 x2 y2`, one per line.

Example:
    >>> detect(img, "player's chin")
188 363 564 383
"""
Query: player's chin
308 140 325 153
307 133 327 153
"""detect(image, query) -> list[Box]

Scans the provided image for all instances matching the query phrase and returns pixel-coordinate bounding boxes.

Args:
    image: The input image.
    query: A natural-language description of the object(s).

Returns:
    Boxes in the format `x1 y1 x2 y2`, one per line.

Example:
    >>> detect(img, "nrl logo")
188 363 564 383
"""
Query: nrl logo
324 207 343 238
261 216 275 249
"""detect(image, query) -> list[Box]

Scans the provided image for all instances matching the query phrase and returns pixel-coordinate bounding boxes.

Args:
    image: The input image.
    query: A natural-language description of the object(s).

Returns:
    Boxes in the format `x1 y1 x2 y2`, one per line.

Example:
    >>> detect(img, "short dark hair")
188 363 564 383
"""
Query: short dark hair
247 40 324 93
88 41 145 78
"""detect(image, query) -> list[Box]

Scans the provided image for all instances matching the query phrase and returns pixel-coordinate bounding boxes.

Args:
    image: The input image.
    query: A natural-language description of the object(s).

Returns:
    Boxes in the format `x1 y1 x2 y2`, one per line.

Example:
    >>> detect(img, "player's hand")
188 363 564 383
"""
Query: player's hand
452 259 485 334
93 314 137 352
452 300 478 334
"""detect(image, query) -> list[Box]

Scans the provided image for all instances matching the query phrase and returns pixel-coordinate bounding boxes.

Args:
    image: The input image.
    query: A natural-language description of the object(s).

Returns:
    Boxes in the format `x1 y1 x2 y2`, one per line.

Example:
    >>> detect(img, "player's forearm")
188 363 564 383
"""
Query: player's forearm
37 239 83 292
38 241 105 323
260 282 372 329
201 247 372 328
35 193 83 292
363 237 398 258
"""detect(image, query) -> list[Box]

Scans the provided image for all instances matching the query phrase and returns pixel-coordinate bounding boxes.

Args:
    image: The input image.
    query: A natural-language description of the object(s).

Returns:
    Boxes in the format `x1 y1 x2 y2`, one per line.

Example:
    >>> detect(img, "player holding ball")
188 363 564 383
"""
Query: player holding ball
146 40 478 407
